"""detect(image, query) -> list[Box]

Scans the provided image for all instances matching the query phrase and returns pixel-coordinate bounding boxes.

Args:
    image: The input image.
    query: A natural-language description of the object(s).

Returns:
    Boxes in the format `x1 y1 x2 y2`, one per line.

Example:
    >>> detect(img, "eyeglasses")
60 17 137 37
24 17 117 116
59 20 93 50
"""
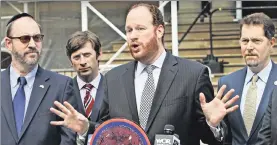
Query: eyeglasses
8 34 44 43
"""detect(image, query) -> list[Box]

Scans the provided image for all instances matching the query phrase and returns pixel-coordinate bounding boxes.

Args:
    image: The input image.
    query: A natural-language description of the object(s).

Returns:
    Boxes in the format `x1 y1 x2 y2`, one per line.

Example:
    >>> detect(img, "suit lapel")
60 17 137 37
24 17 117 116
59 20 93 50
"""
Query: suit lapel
1 68 19 142
250 62 277 137
231 67 249 140
73 77 86 116
145 53 178 132
90 75 104 121
19 67 50 140
122 61 140 124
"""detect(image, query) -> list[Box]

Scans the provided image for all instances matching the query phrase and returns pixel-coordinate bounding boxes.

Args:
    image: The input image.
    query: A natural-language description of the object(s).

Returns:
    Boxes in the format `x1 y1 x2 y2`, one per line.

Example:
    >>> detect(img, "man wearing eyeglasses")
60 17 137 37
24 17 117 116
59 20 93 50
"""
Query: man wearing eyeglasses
1 13 77 145
217 12 277 145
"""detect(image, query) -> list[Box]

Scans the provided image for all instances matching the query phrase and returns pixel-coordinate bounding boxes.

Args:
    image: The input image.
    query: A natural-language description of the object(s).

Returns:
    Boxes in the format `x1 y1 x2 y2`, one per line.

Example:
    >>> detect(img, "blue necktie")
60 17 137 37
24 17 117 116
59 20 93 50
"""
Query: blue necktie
13 77 27 136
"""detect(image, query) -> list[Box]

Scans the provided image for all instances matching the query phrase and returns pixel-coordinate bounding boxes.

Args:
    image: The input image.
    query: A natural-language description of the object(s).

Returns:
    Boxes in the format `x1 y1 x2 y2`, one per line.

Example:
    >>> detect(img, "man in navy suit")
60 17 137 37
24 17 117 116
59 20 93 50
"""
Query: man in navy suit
1 13 77 145
257 87 277 145
218 13 277 145
64 30 104 144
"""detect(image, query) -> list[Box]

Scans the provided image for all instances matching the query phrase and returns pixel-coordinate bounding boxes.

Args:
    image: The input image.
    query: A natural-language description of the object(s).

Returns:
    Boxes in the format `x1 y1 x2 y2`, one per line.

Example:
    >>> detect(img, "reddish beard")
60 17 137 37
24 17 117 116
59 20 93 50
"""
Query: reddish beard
129 34 159 63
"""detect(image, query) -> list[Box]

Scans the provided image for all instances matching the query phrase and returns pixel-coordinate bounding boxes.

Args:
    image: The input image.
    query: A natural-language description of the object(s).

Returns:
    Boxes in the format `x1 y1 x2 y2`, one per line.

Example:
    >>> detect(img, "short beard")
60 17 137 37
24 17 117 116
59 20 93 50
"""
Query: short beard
12 49 40 67
130 34 159 64
246 60 259 67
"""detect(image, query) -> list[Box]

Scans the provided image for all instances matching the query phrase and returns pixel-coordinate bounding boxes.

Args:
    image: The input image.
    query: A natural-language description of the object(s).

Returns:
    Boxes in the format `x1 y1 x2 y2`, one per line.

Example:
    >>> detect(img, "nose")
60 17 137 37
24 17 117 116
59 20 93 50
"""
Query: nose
28 37 36 48
246 41 254 50
129 31 138 42
79 55 87 66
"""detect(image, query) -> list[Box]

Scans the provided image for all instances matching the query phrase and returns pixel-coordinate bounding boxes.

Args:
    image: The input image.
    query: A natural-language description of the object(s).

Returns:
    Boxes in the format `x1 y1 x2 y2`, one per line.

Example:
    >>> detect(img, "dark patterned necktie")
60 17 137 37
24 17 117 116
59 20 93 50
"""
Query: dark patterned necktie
139 65 156 130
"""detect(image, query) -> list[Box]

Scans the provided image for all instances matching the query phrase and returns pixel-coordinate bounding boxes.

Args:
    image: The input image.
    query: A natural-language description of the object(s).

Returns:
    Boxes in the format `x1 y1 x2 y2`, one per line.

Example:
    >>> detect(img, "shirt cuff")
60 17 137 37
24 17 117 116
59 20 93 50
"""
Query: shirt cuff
76 122 90 145
76 133 86 145
206 119 223 141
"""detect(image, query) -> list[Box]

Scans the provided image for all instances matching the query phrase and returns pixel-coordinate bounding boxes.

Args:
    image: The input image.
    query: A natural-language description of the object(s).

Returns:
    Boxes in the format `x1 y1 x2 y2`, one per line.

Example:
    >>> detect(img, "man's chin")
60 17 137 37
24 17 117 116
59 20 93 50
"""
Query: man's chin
24 59 39 66
246 62 259 67
79 71 92 76
131 52 143 61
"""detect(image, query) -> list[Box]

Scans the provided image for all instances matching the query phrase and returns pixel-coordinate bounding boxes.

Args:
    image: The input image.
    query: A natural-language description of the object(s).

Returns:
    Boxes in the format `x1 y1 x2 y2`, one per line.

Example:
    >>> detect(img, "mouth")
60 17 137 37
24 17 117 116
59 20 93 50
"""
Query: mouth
245 55 258 58
25 52 38 58
130 44 140 52
79 68 90 72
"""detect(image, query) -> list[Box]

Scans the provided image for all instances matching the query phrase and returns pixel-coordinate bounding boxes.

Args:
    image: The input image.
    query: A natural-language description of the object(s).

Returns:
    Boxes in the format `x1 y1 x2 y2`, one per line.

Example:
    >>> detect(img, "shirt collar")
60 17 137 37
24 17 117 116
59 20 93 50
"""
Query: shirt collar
245 61 272 84
77 73 101 90
10 64 38 88
136 49 166 76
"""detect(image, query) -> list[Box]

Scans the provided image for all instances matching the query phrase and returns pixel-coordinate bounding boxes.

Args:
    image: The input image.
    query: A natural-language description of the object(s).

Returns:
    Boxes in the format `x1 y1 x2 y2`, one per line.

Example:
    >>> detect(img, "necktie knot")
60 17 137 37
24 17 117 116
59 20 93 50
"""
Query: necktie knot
145 65 156 74
18 77 27 86
251 75 258 84
83 84 93 92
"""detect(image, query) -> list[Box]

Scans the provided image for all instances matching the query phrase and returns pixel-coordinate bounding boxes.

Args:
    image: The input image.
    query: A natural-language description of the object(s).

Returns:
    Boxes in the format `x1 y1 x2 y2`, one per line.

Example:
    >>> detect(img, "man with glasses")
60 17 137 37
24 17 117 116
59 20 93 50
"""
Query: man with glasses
1 13 77 145
217 12 277 145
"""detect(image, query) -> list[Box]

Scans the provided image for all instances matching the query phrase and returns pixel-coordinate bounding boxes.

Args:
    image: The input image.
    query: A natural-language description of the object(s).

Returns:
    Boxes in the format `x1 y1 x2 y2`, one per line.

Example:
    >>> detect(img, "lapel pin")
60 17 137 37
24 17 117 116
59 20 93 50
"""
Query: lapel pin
274 81 277 86
39 85 44 88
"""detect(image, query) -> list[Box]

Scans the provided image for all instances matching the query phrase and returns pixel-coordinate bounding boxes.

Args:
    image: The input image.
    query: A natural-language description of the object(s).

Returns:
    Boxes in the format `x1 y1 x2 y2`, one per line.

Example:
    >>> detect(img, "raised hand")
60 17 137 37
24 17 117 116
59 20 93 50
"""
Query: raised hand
200 85 239 127
50 101 89 135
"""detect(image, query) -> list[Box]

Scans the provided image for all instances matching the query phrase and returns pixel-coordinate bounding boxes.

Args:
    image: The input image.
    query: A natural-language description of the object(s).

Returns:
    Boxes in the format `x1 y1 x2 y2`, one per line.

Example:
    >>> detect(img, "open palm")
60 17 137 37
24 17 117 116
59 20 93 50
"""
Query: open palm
200 85 239 127
50 101 89 135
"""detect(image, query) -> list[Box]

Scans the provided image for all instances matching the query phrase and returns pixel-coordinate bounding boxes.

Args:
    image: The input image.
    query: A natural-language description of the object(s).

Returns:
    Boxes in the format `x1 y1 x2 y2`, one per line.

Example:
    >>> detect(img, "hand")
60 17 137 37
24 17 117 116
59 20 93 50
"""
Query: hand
50 101 89 135
200 85 239 127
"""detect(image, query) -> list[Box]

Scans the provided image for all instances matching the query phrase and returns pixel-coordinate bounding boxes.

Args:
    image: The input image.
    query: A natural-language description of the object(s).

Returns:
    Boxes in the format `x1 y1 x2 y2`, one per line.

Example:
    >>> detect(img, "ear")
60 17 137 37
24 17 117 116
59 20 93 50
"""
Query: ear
97 49 102 61
269 37 276 53
156 24 164 39
270 37 275 46
4 37 13 51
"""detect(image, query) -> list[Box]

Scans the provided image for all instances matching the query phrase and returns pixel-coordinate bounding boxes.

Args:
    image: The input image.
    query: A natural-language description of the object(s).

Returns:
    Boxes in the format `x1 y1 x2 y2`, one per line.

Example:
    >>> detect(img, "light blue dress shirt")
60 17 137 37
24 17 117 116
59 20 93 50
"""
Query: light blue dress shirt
10 65 38 121
240 61 272 115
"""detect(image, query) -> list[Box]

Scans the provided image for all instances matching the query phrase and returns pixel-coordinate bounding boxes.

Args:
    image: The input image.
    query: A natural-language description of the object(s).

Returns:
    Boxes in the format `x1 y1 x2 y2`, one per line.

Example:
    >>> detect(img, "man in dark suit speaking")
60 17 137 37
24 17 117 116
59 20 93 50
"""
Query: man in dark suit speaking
1 13 77 145
50 3 238 145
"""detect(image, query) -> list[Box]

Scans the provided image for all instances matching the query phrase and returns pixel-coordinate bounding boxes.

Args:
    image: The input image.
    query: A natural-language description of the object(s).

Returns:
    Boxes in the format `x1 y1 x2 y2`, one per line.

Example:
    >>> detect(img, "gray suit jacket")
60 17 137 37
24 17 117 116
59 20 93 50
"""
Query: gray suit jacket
256 87 277 145
218 61 277 145
1 66 77 145
91 52 222 145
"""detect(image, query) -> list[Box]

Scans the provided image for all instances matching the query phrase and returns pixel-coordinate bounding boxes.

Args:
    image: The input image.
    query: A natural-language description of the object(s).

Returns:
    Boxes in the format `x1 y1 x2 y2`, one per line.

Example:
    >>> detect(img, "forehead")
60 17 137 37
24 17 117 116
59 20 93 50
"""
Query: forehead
71 42 95 55
241 24 265 38
126 6 153 27
10 17 40 36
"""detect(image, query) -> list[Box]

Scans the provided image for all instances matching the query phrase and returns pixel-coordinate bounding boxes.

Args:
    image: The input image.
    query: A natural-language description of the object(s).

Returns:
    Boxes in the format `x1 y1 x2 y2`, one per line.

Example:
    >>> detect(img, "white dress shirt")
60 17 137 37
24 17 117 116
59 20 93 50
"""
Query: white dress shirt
240 61 272 115
135 50 166 113
77 73 101 108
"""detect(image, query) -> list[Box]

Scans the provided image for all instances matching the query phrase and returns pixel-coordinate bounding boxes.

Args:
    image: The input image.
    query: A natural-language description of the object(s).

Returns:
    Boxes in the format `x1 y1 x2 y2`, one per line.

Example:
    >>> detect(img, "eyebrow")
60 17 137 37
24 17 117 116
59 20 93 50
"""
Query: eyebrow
241 37 263 39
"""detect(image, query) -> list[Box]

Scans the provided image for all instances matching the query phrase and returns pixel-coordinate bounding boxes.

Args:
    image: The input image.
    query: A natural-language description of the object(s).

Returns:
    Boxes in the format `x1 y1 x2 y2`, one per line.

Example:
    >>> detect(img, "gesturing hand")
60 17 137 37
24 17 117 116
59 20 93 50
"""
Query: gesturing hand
50 101 89 135
200 85 239 127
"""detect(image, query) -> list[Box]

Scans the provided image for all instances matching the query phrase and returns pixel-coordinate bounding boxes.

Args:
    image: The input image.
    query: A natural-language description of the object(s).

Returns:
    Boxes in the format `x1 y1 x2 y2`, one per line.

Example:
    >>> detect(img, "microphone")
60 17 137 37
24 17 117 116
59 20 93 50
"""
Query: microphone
154 124 180 145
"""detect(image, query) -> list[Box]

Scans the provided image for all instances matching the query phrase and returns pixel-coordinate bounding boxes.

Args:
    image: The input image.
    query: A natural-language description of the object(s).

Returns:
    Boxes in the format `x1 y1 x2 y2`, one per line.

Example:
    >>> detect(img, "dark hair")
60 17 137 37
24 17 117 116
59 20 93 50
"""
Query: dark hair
66 30 101 58
128 3 165 44
240 12 275 39
6 13 42 37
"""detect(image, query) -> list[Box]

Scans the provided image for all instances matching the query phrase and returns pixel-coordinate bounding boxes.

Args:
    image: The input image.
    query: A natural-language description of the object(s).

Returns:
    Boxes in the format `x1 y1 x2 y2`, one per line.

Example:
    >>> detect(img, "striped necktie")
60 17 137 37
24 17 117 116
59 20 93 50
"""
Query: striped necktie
83 84 94 117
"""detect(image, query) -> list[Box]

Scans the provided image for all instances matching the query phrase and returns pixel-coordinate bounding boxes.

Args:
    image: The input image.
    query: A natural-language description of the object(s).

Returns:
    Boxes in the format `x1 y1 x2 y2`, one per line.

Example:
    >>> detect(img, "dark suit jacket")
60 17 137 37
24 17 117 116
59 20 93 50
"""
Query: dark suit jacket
218 61 277 145
1 66 77 145
256 87 277 145
73 74 104 122
90 52 222 145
